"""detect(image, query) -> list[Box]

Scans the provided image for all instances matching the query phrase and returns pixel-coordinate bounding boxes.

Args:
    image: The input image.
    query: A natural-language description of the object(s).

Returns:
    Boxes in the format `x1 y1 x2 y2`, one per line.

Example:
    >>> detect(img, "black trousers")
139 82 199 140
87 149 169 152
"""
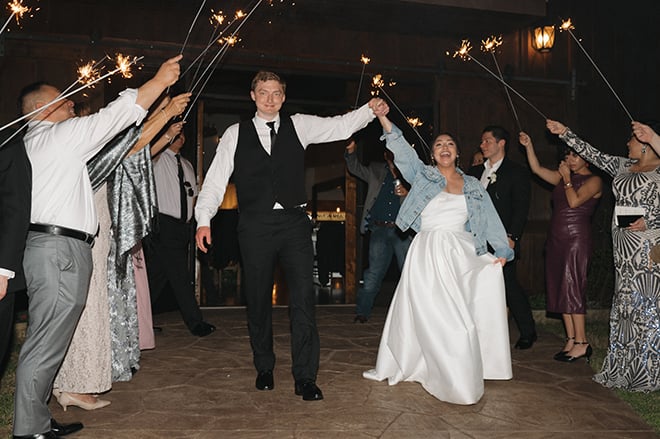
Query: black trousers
238 208 319 383
0 292 15 373
503 260 536 339
144 214 203 331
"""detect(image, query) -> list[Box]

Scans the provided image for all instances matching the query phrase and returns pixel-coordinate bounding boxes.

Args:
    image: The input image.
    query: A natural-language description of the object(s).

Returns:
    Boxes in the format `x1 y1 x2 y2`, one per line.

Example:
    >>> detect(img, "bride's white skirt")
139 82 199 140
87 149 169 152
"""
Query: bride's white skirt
363 196 511 405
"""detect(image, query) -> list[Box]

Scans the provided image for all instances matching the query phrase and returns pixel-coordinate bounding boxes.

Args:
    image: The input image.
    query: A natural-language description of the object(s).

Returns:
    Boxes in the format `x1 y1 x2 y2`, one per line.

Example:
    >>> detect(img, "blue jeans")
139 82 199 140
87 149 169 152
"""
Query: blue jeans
355 225 412 318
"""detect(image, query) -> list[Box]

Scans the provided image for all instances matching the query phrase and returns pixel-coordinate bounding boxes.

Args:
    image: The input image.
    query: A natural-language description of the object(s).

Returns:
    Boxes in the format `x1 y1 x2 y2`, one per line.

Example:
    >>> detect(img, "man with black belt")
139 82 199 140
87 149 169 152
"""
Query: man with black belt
14 55 182 439
345 139 411 323
144 131 215 337
195 71 382 401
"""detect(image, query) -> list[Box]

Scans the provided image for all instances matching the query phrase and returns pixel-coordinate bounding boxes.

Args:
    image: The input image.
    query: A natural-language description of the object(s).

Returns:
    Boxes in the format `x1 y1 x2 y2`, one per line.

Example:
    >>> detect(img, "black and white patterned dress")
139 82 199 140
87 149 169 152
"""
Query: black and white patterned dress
561 129 660 392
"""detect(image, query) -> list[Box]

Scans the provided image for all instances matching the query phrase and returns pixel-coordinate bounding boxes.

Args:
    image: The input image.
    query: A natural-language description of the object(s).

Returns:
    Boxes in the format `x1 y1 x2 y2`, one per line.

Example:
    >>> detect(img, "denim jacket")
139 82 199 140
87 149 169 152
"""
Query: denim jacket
381 124 514 261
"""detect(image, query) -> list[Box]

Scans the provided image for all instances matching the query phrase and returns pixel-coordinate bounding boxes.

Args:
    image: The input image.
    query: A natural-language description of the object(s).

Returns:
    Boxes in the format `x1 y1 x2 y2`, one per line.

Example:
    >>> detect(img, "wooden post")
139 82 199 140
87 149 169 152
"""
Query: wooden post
344 167 358 303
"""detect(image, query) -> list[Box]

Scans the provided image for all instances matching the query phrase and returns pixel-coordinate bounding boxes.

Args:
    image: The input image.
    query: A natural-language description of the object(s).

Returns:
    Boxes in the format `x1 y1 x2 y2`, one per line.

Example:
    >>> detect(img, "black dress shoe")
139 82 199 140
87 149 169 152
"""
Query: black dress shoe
514 333 538 350
295 381 324 401
190 321 216 337
255 371 274 390
14 432 58 439
51 419 83 436
353 315 368 323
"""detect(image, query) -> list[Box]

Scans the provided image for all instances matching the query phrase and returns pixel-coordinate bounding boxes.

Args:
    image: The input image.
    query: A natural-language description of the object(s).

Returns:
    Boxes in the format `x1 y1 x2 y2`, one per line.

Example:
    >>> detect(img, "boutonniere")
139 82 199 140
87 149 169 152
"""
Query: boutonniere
487 172 497 184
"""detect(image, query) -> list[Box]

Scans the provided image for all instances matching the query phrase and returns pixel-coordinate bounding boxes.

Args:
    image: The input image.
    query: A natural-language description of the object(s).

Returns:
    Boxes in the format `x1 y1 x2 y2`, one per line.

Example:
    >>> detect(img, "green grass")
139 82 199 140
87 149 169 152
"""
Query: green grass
538 315 660 434
0 339 18 438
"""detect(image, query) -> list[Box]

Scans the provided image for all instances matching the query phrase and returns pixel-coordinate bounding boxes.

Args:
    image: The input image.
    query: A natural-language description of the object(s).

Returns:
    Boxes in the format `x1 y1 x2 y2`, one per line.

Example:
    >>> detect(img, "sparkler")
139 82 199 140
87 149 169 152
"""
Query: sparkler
180 0 207 56
0 56 144 138
182 0 264 123
372 74 430 153
452 39 548 120
0 0 34 36
560 18 633 121
354 54 370 109
481 35 521 132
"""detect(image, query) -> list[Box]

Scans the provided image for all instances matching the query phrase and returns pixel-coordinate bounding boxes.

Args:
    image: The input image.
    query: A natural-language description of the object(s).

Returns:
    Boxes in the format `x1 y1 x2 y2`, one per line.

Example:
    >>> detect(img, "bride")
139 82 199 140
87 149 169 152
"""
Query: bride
363 103 513 405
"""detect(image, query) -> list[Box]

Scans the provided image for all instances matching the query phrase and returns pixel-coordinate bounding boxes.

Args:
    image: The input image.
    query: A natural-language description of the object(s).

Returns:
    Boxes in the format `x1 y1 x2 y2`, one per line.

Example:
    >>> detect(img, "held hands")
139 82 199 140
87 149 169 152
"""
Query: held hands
493 257 507 267
153 54 183 88
518 131 533 149
164 121 184 142
632 121 658 144
546 119 568 136
164 92 192 119
628 217 647 232
368 98 389 117
346 140 356 154
558 160 571 181
196 226 212 253
0 275 8 300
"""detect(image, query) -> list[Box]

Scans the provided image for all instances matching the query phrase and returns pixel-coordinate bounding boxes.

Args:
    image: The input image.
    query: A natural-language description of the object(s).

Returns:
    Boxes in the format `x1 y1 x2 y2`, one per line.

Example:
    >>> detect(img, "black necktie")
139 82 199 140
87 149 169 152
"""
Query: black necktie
175 153 188 221
266 121 277 147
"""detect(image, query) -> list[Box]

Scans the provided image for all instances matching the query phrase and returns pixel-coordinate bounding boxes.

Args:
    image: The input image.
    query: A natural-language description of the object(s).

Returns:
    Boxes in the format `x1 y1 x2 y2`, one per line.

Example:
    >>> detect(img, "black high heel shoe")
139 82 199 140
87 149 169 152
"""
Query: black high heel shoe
556 341 592 363
553 337 575 360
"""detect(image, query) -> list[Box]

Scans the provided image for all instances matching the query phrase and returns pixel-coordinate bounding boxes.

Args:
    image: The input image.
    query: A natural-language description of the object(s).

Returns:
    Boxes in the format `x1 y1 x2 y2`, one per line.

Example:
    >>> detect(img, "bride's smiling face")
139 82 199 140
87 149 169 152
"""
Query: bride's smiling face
432 134 458 168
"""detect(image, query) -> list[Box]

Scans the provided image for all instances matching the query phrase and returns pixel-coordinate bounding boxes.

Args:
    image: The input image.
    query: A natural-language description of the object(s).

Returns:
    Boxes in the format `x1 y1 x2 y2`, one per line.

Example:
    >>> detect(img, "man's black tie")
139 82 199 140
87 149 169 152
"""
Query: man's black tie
266 121 277 147
175 153 188 222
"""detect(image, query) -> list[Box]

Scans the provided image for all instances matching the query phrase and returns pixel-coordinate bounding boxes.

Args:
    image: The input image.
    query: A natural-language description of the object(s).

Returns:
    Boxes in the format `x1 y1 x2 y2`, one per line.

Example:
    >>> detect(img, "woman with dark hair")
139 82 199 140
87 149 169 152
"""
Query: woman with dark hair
520 132 602 362
547 119 660 391
363 103 514 405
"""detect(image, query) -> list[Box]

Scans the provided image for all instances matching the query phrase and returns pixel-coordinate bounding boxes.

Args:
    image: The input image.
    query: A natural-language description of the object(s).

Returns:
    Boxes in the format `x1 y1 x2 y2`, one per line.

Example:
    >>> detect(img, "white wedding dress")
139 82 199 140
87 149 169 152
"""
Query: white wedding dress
363 191 512 405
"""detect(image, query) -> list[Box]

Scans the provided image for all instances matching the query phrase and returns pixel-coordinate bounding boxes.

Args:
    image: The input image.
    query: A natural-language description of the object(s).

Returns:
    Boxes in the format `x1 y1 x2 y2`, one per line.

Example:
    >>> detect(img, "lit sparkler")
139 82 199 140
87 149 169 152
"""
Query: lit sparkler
481 35 521 131
0 56 144 137
183 0 264 123
354 54 370 109
1 0 34 36
77 60 102 85
560 17 633 121
407 117 423 128
451 39 547 120
372 74 430 153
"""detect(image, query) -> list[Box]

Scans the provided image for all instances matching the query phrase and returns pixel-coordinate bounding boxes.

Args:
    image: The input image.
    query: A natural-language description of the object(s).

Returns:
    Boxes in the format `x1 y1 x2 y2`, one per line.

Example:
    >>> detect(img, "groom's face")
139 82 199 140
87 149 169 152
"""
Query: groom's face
480 131 504 162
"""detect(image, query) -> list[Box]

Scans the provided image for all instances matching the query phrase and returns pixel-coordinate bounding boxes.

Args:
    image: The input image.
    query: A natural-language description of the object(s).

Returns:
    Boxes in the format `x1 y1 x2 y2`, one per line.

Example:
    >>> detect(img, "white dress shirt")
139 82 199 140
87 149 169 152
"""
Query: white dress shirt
480 157 504 188
24 89 147 235
153 148 197 222
195 103 375 228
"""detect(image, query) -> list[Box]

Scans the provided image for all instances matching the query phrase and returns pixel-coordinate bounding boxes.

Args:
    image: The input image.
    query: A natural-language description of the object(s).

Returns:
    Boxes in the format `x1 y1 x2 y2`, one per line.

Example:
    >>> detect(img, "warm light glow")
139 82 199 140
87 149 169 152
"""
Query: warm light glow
235 10 245 19
532 26 555 52
210 9 225 26
480 35 502 53
360 54 370 65
336 207 341 213
114 53 136 78
218 35 240 46
560 18 574 32
407 117 423 128
77 60 101 85
371 74 384 89
452 39 473 60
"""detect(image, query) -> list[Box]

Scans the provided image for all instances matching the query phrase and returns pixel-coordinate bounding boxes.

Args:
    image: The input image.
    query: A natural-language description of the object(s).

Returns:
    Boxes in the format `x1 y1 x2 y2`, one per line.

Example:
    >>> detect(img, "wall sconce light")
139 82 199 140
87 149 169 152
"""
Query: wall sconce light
532 25 555 52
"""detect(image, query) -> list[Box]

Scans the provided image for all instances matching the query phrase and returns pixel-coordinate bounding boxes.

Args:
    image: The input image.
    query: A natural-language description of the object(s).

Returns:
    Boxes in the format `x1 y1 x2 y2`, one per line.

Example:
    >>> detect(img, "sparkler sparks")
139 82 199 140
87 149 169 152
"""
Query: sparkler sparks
407 117 423 128
450 39 547 121
480 35 521 131
113 53 138 79
480 35 502 53
354 54 371 108
559 18 574 31
1 0 37 36
76 60 102 85
210 9 225 26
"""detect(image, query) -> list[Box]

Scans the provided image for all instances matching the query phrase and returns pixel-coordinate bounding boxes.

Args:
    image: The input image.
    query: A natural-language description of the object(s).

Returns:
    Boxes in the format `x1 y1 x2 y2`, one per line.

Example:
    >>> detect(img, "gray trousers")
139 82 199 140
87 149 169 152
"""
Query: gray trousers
14 232 92 436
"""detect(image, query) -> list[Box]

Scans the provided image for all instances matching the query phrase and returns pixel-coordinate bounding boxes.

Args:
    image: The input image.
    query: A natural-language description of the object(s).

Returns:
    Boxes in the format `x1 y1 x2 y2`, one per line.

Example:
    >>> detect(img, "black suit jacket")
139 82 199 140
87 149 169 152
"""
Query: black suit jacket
0 137 32 294
467 157 530 241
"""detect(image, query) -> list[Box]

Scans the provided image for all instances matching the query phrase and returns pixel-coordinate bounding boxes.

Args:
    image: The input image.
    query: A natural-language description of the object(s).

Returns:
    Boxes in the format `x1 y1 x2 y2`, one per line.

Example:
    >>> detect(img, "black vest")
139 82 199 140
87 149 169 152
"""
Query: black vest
234 114 306 213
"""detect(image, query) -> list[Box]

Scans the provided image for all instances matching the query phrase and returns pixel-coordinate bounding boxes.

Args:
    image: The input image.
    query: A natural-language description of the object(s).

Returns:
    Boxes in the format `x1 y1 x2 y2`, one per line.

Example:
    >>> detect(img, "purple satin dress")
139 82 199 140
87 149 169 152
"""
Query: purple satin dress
545 173 599 314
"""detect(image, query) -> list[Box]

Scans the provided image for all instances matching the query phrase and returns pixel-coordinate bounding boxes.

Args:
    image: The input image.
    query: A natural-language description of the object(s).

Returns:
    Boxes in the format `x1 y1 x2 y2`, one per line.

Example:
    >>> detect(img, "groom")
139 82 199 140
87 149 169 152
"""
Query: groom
468 125 537 349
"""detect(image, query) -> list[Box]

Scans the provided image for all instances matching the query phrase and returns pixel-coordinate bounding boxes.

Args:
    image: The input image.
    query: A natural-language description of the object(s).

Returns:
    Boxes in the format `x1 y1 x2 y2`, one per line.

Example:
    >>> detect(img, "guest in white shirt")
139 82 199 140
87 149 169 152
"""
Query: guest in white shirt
195 70 383 402
13 55 182 439
144 131 215 337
